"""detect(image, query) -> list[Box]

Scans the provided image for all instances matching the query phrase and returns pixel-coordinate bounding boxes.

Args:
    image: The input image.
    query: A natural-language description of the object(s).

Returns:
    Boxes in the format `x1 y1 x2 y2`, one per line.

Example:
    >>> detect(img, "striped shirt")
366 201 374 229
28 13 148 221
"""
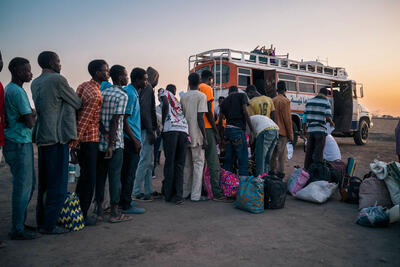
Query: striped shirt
305 95 332 134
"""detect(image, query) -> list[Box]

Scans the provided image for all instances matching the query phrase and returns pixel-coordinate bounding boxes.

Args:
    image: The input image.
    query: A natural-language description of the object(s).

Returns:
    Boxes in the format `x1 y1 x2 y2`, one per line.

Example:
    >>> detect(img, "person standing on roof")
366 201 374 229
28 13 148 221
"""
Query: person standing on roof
245 85 275 119
132 67 159 201
270 81 293 179
303 87 334 170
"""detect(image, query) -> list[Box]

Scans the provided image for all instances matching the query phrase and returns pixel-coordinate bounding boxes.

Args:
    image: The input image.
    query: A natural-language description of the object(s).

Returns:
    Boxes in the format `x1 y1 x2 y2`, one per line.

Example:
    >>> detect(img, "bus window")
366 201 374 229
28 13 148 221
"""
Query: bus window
212 64 230 84
278 73 296 92
299 76 315 93
238 68 251 87
316 79 332 94
195 65 210 75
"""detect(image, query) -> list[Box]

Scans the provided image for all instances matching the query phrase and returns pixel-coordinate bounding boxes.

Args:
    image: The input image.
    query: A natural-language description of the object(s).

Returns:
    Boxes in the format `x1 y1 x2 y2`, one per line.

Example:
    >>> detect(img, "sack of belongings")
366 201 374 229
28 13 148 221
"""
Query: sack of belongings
356 204 389 227
385 162 400 205
220 168 240 198
340 175 363 204
287 167 310 196
264 175 287 209
203 165 213 200
235 176 264 214
295 181 338 204
58 192 85 232
307 162 331 184
329 160 347 182
359 172 392 210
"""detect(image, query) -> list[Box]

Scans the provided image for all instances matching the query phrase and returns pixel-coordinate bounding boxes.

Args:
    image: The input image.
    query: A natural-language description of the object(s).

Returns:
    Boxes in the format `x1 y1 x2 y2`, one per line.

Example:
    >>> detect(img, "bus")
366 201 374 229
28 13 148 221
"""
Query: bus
188 48 373 145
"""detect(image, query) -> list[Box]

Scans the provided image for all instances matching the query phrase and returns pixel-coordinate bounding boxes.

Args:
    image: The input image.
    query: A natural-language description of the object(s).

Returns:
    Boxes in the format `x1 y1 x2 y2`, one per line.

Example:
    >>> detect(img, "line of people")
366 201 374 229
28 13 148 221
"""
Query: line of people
0 49 329 242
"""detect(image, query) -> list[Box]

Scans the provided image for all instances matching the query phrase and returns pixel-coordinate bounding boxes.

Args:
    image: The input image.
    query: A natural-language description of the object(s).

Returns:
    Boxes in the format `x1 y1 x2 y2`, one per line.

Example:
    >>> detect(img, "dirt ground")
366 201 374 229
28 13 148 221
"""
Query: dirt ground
0 118 399 267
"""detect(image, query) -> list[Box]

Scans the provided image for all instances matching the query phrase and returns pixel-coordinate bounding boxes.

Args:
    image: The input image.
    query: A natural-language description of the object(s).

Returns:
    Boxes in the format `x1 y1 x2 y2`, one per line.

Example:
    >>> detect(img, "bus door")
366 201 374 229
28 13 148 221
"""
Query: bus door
252 69 277 98
332 80 353 132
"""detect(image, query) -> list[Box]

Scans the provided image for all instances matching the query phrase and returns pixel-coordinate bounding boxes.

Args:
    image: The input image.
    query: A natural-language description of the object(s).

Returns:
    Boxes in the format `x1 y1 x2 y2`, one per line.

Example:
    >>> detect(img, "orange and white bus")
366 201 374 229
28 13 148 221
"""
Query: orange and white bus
188 48 372 145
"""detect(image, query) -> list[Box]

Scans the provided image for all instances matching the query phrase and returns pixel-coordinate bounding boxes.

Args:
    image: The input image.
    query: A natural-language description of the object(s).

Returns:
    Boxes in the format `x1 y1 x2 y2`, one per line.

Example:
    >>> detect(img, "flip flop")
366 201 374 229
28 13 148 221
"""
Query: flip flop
109 214 132 223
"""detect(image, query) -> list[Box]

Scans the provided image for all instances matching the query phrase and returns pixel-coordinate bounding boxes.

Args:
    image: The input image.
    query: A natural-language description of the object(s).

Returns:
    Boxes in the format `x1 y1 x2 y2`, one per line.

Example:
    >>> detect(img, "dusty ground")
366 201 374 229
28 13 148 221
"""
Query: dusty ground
0 118 399 267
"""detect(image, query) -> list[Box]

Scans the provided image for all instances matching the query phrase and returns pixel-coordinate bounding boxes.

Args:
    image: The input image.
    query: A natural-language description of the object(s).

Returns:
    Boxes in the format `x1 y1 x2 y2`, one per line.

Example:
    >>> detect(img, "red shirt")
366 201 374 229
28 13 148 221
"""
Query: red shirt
70 79 102 147
0 81 4 146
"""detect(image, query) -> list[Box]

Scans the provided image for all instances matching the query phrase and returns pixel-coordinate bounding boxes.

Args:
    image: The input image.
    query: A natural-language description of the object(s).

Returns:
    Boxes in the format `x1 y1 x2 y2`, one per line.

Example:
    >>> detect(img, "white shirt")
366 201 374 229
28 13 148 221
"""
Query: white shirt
158 89 188 134
249 115 279 137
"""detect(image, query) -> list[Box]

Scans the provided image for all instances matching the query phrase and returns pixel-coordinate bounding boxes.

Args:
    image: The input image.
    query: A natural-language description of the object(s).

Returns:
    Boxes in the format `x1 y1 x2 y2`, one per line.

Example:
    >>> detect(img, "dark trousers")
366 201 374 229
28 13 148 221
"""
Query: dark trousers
120 138 140 210
37 143 69 231
75 142 98 218
95 148 123 206
224 128 249 176
304 132 326 170
152 136 162 176
162 131 187 202
205 129 223 198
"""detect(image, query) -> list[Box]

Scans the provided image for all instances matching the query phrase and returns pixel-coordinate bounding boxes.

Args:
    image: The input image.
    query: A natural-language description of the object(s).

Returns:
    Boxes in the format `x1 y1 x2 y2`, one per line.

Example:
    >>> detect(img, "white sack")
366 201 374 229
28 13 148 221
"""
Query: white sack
295 181 338 204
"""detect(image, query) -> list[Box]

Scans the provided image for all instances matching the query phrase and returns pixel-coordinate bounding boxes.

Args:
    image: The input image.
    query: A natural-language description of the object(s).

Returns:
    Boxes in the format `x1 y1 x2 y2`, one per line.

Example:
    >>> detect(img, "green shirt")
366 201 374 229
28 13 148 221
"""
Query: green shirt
4 82 32 143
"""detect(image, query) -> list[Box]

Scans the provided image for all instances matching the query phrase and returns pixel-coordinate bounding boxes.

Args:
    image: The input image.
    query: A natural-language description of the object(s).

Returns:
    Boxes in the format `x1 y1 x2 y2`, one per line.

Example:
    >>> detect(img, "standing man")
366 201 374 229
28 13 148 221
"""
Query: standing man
250 115 279 176
219 86 255 176
159 84 188 205
31 51 82 234
133 67 158 201
95 65 131 223
396 119 400 162
120 67 147 214
3 58 39 240
69 59 109 226
199 70 226 201
246 85 275 118
303 87 334 170
270 81 293 179
181 73 208 202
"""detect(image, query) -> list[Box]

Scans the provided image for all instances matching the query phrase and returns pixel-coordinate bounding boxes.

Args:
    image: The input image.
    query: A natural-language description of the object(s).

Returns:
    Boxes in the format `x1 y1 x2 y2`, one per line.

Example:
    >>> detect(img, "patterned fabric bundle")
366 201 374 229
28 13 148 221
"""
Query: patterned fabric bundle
287 167 310 196
58 192 85 231
235 176 264 214
357 204 389 227
220 169 240 197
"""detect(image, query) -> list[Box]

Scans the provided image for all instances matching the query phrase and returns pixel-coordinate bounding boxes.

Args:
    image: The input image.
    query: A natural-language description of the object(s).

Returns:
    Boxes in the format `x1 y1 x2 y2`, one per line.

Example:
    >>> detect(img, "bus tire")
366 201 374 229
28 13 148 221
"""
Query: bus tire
354 119 369 145
292 122 299 146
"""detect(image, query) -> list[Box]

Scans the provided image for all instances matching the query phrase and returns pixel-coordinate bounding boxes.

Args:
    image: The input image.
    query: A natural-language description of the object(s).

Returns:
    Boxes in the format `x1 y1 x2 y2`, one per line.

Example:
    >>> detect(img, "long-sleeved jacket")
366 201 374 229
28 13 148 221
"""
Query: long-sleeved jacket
272 93 293 141
139 67 158 134
31 73 82 145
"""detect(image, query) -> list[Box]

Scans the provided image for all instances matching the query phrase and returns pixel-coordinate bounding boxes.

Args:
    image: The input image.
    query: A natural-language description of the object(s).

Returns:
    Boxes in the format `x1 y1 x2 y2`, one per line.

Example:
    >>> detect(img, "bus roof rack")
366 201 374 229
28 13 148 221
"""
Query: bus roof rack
189 48 348 79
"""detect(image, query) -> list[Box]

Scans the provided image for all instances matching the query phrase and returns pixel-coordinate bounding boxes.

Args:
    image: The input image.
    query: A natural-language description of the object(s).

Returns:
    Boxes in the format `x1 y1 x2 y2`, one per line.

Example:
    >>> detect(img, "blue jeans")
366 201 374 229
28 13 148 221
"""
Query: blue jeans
37 143 69 232
133 130 154 196
3 140 35 234
255 129 278 176
224 128 248 176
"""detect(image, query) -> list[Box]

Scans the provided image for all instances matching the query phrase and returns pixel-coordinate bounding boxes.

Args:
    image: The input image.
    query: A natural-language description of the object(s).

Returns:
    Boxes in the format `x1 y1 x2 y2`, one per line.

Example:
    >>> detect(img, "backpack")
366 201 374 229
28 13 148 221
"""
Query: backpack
325 160 342 184
340 175 362 204
329 160 347 182
264 175 287 209
58 192 85 231
220 168 240 198
307 162 331 184
287 167 310 196
235 176 264 214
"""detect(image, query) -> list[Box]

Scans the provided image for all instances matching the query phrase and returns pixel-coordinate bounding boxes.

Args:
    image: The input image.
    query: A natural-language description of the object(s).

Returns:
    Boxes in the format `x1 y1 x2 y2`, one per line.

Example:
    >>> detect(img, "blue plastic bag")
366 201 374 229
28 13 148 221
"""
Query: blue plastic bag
235 176 264 214
356 204 389 227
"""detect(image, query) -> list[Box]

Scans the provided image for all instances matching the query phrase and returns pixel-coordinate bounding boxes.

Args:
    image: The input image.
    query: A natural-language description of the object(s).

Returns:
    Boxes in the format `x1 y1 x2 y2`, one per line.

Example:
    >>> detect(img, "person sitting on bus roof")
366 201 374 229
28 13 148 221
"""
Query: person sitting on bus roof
245 85 275 120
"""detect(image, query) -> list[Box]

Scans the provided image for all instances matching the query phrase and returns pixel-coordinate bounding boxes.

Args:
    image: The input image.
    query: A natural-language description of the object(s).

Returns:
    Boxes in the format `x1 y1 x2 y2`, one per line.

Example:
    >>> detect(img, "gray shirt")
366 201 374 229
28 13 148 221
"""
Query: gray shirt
31 73 82 145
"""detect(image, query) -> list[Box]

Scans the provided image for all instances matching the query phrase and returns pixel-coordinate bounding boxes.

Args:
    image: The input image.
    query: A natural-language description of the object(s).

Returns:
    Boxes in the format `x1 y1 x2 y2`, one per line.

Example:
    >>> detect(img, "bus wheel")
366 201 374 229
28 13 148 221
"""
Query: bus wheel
292 122 299 146
354 119 369 145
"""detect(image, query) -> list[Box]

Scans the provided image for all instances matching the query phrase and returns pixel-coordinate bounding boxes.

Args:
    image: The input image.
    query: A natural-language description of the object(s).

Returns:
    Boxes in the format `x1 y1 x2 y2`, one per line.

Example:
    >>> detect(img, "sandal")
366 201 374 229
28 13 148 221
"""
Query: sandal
109 213 133 223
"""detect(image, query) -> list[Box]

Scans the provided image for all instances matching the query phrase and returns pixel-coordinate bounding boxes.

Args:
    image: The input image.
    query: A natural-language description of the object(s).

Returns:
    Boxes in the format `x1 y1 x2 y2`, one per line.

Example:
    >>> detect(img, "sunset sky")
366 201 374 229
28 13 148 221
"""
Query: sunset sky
1 0 399 116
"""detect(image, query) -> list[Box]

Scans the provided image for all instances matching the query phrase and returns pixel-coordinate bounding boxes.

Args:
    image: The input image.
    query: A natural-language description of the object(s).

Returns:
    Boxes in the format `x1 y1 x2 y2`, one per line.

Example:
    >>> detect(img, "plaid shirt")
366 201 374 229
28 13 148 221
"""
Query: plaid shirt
99 85 128 152
70 79 102 147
